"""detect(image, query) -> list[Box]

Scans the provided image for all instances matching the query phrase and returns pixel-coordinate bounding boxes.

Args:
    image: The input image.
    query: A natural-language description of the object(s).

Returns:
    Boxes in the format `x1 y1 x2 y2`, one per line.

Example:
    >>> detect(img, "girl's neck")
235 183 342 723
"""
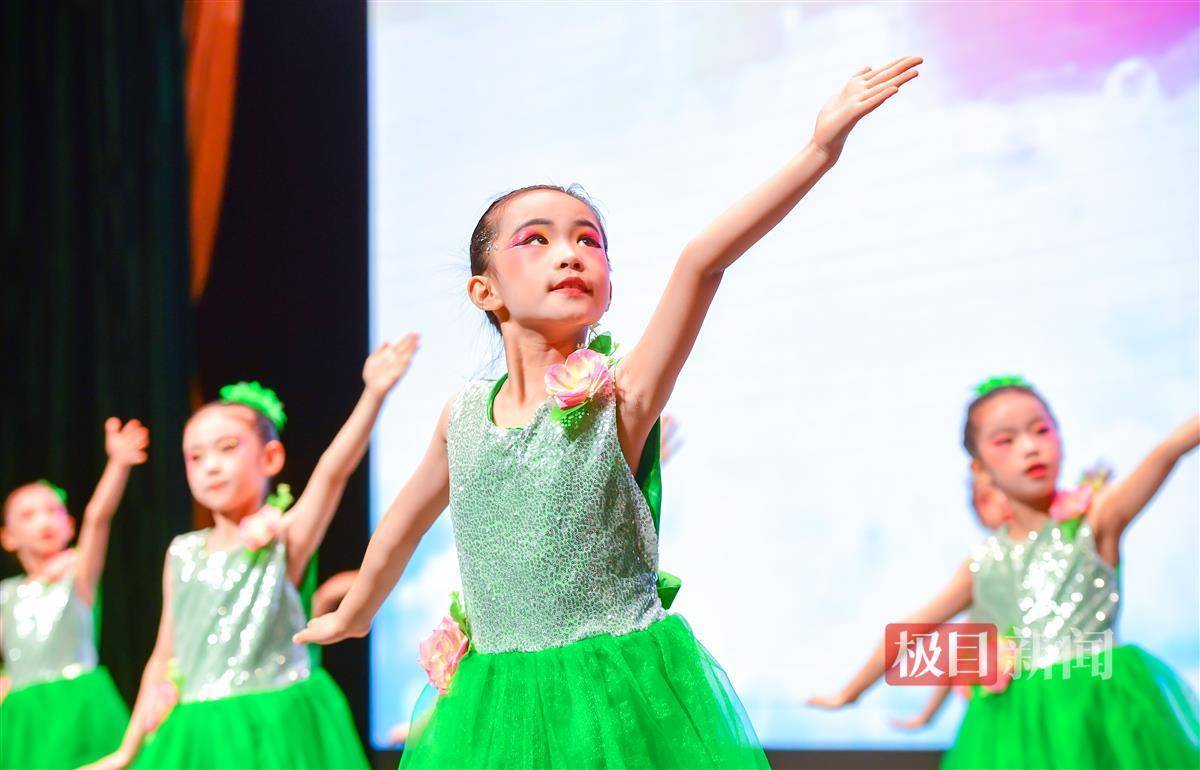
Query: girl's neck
1005 493 1055 539
207 496 266 546
17 548 64 582
498 324 585 407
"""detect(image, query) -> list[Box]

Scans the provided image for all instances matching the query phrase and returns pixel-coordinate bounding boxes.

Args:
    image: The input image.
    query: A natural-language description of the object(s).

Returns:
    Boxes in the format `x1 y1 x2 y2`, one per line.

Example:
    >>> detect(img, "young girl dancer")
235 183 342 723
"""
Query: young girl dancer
89 335 417 770
812 377 1200 768
1 418 149 769
295 56 923 768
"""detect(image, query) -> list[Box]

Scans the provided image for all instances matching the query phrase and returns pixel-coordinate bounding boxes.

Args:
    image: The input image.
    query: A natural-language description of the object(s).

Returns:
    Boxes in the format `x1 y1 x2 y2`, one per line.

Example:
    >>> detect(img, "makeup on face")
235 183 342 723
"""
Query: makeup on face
505 219 606 253
974 393 1062 501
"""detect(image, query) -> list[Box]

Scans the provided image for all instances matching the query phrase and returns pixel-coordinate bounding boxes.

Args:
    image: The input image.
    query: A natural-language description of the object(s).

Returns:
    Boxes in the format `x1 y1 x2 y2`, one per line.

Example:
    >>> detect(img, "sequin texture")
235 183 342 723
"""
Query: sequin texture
968 520 1119 669
0 575 96 689
446 379 664 654
167 531 310 702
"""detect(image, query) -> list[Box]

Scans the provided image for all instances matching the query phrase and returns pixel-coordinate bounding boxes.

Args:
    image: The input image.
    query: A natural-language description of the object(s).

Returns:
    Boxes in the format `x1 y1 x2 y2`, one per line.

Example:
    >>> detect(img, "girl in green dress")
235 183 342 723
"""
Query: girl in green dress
87 334 417 770
1 418 148 769
295 56 923 769
811 378 1200 769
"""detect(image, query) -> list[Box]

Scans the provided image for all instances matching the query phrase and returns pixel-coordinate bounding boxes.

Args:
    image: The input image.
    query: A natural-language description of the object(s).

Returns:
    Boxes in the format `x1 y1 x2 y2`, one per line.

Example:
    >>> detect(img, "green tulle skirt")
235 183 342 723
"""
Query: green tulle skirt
398 614 768 770
943 644 1200 769
0 667 128 770
133 667 368 770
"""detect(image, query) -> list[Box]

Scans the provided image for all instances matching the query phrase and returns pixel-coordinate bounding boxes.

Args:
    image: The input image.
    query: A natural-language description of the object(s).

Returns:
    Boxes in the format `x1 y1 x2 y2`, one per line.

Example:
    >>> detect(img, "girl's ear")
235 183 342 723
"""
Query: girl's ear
467 274 503 316
262 440 286 478
0 526 15 553
606 283 613 313
64 514 77 544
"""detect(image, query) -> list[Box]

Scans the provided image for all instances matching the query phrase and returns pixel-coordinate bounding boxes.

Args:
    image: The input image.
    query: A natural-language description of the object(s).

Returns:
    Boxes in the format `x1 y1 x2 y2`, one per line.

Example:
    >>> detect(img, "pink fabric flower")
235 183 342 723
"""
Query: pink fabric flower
1049 484 1093 522
984 636 1021 693
142 679 180 731
238 506 287 550
544 348 612 409
418 616 470 695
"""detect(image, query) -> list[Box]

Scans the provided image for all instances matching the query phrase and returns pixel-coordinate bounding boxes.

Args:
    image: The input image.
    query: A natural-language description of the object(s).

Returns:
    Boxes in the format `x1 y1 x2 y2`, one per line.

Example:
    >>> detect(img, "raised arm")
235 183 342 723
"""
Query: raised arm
808 561 971 709
82 554 175 770
1091 415 1199 559
616 57 922 456
284 334 418 584
73 418 149 606
294 399 451 646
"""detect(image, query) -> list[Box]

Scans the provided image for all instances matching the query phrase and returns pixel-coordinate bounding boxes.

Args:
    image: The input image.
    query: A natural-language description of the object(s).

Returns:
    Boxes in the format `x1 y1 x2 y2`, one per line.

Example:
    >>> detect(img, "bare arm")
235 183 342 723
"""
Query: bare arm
284 335 418 584
615 57 922 463
84 555 175 769
294 399 451 646
74 419 149 606
1090 415 1199 561
891 685 952 731
808 561 972 709
312 570 359 617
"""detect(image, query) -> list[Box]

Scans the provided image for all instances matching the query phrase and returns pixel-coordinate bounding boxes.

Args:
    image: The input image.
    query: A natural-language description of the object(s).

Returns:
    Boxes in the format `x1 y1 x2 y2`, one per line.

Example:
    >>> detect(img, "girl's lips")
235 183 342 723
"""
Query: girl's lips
1025 464 1048 479
551 277 590 295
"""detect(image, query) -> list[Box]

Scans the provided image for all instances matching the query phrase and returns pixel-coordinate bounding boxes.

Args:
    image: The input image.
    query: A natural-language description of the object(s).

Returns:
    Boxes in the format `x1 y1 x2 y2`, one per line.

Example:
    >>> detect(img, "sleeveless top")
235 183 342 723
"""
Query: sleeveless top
446 378 665 654
167 530 310 702
0 574 96 689
968 518 1119 670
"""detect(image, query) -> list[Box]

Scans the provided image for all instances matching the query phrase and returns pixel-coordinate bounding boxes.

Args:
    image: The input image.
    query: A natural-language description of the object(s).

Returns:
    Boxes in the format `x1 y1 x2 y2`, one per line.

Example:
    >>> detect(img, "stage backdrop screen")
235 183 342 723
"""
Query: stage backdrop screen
366 1 1199 750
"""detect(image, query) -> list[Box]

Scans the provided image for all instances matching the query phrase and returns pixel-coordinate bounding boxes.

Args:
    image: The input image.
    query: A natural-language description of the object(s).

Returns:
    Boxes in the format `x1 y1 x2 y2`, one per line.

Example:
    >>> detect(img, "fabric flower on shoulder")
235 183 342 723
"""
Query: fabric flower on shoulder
238 484 294 551
1049 462 1113 540
544 330 619 433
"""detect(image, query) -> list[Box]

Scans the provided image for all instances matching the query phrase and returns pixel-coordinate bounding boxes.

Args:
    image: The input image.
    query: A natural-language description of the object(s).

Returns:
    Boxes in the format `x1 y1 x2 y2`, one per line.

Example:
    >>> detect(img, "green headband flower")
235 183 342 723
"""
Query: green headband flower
973 375 1033 399
38 479 68 505
219 381 287 433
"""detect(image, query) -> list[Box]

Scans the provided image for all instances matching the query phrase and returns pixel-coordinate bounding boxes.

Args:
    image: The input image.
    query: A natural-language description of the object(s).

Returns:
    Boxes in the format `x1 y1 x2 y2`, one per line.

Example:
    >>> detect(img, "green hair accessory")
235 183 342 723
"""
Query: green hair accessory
973 375 1033 399
219 381 287 433
38 479 68 505
266 483 294 512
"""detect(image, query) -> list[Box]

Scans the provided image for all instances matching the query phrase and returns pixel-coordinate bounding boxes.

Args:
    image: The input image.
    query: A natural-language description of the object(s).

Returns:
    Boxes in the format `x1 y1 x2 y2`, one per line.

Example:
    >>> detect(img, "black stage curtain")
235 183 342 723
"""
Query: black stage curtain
1 0 195 700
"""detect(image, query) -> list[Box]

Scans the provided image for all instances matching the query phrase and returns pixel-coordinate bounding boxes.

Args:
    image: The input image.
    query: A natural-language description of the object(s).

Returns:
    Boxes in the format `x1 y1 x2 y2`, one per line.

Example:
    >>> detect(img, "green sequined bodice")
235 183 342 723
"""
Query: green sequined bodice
168 530 310 702
0 574 96 689
969 518 1119 669
446 378 665 654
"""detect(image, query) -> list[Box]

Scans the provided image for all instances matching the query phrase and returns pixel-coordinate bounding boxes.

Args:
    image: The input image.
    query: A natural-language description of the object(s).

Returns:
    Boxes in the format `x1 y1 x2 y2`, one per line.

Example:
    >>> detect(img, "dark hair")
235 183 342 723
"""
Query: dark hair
468 184 608 331
191 401 281 445
962 385 1057 459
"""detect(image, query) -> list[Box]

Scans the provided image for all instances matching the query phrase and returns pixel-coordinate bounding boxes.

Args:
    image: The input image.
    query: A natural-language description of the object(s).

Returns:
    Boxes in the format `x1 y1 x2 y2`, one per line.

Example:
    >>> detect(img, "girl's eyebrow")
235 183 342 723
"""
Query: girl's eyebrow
509 219 602 239
184 434 240 452
509 219 553 238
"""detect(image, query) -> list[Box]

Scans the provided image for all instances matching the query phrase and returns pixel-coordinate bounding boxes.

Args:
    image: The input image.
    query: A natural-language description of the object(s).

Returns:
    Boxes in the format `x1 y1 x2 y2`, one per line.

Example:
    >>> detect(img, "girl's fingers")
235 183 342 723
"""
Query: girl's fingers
860 56 904 82
105 417 121 433
858 85 900 115
865 55 922 88
861 69 918 102
853 65 871 78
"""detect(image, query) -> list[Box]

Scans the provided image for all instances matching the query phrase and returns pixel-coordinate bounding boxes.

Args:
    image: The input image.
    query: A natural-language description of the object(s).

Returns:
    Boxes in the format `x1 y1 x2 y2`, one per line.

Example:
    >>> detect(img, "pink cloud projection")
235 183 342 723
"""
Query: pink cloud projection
915 1 1199 98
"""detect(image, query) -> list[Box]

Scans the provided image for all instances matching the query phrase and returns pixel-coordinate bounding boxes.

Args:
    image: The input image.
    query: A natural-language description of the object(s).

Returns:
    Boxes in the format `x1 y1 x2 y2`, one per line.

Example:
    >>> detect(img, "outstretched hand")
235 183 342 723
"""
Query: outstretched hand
890 714 932 731
364 333 420 397
104 418 150 466
293 610 366 647
812 56 922 161
806 692 855 710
